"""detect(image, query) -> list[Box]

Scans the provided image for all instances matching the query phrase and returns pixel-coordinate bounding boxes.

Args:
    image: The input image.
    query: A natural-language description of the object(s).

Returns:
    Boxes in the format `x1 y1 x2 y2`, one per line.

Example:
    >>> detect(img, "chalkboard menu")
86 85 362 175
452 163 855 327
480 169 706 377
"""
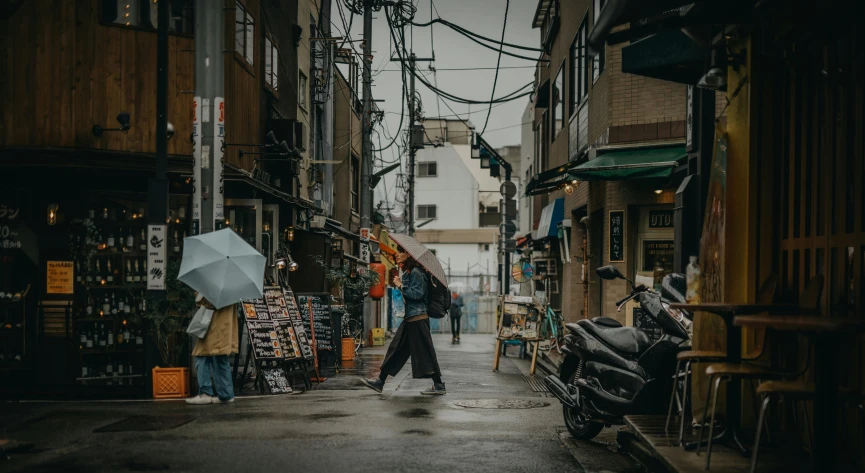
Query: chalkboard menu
633 307 662 341
242 286 316 361
283 288 314 360
296 293 333 351
261 367 293 394
609 210 625 262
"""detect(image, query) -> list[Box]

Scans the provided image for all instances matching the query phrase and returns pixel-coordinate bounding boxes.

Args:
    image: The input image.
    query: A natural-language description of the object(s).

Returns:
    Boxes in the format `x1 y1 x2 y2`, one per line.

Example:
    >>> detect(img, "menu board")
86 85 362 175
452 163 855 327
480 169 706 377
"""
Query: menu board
296 293 333 351
241 296 282 360
283 288 314 360
264 287 301 359
498 297 540 340
46 261 74 294
261 367 293 394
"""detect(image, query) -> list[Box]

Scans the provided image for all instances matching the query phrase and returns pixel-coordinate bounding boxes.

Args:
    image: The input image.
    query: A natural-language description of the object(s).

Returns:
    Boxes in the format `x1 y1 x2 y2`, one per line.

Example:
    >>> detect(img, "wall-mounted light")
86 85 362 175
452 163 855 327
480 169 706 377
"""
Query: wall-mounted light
274 255 299 272
263 222 270 232
92 112 132 137
47 203 59 226
654 189 663 195
285 226 295 242
563 183 574 195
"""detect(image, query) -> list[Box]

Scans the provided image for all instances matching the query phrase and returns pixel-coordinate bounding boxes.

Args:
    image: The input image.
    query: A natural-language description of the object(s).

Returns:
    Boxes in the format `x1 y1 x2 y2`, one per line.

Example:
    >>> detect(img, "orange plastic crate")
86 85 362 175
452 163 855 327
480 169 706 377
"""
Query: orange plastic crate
152 367 190 399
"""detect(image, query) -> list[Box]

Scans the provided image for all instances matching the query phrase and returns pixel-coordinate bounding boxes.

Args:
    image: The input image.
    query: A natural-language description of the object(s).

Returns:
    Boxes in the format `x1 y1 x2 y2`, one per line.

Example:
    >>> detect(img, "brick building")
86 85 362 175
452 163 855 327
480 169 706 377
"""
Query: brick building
523 0 720 323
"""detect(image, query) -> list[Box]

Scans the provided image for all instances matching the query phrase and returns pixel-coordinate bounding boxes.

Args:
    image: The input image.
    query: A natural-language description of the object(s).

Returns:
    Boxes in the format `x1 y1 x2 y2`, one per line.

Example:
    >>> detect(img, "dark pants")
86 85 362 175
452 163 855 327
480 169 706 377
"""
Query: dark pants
380 317 441 379
451 316 461 338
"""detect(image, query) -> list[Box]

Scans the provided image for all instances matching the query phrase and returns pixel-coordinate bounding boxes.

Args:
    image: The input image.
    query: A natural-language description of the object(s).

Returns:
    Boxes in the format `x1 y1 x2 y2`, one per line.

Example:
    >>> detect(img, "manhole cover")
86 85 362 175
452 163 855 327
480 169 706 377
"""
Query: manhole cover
94 415 195 433
453 399 551 409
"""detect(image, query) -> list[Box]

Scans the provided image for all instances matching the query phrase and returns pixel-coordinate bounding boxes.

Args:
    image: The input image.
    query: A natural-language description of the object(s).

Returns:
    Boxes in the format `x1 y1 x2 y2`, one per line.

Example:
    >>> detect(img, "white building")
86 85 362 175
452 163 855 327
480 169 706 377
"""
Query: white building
413 118 499 293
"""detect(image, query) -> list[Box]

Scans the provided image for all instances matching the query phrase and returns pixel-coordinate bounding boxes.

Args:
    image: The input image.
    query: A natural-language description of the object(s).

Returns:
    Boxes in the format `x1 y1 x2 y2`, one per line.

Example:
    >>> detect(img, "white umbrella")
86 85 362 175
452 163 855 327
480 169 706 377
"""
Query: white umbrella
177 228 266 309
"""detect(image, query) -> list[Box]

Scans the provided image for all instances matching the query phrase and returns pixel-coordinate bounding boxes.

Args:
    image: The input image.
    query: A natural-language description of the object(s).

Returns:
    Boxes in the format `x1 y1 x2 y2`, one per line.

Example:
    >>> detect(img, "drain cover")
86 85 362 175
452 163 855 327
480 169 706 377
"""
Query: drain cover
94 415 195 433
453 399 551 409
523 375 549 392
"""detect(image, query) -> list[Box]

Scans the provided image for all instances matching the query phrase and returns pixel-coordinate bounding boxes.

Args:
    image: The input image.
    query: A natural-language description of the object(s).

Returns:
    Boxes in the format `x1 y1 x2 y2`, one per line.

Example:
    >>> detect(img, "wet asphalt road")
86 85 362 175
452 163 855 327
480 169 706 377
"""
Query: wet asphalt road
0 334 634 473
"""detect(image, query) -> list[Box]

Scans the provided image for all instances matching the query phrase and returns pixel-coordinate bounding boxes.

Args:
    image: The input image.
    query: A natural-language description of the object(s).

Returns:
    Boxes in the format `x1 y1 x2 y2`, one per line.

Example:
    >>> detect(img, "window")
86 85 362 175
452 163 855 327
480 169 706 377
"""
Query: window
350 155 360 212
418 162 438 177
553 64 565 137
570 18 588 115
541 111 549 172
299 72 308 110
235 1 254 66
264 36 278 91
479 244 491 252
485 206 498 214
592 0 606 81
101 0 193 34
418 205 437 220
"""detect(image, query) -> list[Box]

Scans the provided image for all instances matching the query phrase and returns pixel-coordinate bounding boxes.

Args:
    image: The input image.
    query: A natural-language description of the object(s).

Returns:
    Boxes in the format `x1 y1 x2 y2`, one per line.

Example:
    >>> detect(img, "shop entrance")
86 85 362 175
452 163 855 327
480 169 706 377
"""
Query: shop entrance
634 206 675 288
224 200 279 283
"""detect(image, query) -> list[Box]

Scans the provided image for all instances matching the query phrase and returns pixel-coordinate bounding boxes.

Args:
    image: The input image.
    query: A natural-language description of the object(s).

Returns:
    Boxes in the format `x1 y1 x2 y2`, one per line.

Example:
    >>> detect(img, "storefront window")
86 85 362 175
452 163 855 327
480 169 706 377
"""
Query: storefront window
636 207 674 288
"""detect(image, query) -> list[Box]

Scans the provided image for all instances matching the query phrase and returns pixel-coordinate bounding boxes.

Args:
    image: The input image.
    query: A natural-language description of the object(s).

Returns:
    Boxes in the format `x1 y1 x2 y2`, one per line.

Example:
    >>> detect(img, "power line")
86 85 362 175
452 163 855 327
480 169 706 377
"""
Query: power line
410 17 544 53
481 0 509 135
377 65 537 72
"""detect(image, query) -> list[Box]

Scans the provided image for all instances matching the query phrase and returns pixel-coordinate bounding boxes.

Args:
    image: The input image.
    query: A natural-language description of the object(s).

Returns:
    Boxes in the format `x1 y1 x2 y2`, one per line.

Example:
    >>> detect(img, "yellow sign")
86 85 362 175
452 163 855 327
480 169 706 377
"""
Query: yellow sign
47 261 74 295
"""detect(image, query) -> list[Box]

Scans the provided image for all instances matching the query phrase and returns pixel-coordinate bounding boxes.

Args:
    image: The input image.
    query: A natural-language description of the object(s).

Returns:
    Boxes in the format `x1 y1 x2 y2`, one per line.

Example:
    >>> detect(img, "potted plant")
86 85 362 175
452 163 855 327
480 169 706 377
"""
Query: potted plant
312 256 379 361
136 260 197 399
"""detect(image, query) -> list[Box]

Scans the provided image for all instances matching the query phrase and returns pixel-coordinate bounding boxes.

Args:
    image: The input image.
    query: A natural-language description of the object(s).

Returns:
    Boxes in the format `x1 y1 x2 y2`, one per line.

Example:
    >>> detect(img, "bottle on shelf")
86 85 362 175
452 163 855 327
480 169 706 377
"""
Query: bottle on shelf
107 319 115 346
117 359 125 375
81 362 89 378
125 261 133 283
75 261 83 284
101 294 110 316
106 357 113 375
86 260 94 284
79 327 87 346
125 227 134 250
107 229 115 249
98 324 107 347
88 208 96 220
85 294 93 316
135 328 144 345
139 228 147 251
85 328 94 348
95 260 102 285
106 259 114 283
142 260 148 282
133 260 141 283
103 207 109 220
123 324 131 345
110 293 118 316
172 231 180 253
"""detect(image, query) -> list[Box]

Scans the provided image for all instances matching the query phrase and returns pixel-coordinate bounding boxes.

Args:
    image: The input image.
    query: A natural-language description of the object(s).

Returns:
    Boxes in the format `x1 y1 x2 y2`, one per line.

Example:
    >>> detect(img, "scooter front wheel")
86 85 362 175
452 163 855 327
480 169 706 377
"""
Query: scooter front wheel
563 371 603 440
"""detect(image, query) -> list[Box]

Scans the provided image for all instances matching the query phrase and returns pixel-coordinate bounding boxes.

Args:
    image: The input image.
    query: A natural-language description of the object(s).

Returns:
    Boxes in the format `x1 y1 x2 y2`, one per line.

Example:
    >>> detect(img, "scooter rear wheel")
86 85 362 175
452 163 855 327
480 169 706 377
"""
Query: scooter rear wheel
563 371 604 440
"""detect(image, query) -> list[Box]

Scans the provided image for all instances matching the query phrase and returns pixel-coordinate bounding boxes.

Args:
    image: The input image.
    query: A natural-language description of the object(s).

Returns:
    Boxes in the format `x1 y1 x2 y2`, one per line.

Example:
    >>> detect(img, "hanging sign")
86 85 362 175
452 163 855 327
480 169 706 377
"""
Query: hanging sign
648 209 674 228
213 97 225 229
46 261 74 295
686 86 694 152
147 225 167 290
192 96 202 233
609 210 625 263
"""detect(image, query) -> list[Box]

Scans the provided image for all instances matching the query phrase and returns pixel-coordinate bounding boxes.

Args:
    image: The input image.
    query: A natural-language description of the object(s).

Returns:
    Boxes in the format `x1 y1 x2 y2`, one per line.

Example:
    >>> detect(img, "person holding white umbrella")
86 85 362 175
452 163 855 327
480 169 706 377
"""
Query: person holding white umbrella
177 229 266 405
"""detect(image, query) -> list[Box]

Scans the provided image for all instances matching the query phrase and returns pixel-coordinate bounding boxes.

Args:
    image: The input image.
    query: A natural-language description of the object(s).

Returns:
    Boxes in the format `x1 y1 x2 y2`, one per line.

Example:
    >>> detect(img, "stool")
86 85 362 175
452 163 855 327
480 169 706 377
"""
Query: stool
749 381 864 473
501 339 525 358
666 349 727 444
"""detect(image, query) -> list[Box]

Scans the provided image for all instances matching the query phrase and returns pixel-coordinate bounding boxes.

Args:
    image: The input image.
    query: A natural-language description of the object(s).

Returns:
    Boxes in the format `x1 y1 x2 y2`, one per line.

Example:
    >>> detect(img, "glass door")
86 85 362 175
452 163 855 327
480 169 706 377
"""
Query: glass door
225 199 262 251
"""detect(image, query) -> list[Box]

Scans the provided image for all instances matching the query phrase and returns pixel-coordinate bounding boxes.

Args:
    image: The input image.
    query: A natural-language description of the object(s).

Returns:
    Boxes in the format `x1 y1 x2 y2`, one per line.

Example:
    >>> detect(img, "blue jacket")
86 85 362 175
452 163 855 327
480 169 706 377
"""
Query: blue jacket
401 267 428 318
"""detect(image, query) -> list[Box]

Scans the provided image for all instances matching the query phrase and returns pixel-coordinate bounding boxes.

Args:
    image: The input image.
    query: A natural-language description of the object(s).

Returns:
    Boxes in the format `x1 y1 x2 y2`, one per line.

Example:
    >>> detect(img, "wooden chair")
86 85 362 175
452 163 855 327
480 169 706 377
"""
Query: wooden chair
665 274 778 445
749 381 865 473
697 275 824 469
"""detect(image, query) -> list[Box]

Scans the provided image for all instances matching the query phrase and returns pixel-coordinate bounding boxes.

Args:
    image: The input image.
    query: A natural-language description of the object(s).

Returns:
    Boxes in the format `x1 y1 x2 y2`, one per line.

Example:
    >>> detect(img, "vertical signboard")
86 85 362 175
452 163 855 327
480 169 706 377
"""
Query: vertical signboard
685 86 694 152
609 210 625 263
147 225 167 290
213 97 225 229
192 97 202 235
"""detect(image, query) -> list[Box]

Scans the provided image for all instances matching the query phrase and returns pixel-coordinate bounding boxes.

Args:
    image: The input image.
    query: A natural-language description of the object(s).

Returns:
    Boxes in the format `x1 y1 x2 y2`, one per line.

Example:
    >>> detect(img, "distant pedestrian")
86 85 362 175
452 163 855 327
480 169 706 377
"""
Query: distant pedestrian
361 247 446 395
450 292 464 343
186 293 238 405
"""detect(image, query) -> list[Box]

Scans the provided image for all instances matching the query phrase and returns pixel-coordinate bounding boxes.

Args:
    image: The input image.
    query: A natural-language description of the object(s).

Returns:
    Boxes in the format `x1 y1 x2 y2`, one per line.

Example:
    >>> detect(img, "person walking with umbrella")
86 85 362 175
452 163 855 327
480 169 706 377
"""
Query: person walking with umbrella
176 229 267 405
361 237 447 395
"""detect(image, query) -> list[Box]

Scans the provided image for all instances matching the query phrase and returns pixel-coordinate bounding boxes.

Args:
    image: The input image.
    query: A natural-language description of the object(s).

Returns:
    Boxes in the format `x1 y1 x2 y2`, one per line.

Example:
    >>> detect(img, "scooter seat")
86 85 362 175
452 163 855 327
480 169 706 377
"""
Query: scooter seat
580 324 652 356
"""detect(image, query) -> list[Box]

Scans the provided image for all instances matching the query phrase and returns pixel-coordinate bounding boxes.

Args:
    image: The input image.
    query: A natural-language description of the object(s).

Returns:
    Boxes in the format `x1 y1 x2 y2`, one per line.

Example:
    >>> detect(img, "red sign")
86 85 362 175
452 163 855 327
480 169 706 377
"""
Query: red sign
218 101 225 124
192 99 198 123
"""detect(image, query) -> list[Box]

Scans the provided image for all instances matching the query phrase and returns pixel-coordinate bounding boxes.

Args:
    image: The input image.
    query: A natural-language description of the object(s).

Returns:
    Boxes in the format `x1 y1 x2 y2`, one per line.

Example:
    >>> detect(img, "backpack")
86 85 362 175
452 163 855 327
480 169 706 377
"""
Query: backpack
426 272 451 319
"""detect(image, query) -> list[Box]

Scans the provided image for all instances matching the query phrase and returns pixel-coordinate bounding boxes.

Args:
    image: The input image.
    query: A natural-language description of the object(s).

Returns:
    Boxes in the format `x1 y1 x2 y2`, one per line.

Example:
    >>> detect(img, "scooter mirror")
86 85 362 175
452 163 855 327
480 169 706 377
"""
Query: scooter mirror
596 265 624 280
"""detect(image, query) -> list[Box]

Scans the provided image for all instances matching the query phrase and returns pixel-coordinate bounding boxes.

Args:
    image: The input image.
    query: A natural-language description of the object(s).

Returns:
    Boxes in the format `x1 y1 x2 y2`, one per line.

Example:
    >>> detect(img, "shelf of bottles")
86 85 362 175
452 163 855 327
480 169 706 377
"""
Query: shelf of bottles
71 202 188 386
0 294 26 367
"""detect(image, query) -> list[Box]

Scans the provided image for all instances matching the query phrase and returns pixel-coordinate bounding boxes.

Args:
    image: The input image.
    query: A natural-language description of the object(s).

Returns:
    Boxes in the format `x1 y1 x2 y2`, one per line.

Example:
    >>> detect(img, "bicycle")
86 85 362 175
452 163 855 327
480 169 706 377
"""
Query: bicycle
340 308 364 357
539 305 566 354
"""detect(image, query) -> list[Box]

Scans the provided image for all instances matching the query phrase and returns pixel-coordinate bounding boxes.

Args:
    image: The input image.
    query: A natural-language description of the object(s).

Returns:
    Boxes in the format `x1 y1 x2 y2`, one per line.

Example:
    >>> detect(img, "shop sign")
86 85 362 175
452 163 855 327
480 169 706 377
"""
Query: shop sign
360 228 370 242
686 85 694 152
609 210 625 262
642 240 675 272
47 261 74 295
360 242 370 264
648 209 674 228
192 96 202 232
213 97 226 228
147 225 167 290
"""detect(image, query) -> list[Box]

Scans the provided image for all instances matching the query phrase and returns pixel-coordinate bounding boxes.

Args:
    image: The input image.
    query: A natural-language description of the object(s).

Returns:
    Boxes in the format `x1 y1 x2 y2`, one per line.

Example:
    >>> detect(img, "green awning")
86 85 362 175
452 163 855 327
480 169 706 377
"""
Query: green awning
568 146 686 181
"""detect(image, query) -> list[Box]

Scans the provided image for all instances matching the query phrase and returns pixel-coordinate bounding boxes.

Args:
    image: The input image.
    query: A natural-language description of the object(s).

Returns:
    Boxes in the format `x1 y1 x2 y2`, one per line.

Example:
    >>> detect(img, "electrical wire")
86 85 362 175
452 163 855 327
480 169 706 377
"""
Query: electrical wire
481 0 509 135
410 18 544 53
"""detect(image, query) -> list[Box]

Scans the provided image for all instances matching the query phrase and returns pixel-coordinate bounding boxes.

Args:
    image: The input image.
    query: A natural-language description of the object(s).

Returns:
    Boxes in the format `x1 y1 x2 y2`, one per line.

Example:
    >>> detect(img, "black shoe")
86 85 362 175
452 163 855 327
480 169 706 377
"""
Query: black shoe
360 377 384 393
421 383 447 395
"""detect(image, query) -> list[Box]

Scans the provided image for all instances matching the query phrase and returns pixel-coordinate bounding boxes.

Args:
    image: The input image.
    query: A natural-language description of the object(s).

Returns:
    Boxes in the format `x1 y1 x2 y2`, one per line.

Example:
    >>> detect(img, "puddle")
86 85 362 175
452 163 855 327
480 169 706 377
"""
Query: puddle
398 407 431 418
402 429 433 436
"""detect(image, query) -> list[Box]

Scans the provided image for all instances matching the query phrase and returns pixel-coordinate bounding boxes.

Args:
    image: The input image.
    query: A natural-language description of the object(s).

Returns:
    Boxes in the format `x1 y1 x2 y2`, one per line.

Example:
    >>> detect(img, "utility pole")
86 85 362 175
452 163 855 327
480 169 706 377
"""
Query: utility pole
192 1 225 236
148 0 169 295
360 1 374 336
407 53 416 236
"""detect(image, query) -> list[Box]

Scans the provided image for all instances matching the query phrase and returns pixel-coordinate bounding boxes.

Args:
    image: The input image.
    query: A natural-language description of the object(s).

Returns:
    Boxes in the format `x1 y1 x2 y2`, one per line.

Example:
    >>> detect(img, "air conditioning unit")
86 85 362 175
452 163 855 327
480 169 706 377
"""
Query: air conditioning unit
310 215 327 229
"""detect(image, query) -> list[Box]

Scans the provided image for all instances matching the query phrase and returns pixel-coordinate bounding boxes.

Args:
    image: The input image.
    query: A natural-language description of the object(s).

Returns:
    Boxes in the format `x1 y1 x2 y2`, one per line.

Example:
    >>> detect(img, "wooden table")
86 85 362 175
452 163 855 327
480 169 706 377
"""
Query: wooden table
669 303 810 455
734 315 865 473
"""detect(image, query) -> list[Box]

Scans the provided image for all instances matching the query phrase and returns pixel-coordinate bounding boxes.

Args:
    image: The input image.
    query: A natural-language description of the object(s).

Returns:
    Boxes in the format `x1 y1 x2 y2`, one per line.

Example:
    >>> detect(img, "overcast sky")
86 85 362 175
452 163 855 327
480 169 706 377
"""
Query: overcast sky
332 0 540 213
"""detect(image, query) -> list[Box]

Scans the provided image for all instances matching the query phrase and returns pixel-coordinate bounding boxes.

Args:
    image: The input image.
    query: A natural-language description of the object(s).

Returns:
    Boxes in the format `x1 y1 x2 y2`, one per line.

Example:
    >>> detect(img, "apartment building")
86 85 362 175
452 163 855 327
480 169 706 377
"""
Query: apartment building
524 0 716 323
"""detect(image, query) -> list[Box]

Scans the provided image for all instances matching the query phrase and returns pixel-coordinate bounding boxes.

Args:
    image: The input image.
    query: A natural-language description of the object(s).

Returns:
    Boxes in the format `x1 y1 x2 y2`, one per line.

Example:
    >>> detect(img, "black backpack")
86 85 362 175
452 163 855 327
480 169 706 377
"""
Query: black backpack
426 272 451 319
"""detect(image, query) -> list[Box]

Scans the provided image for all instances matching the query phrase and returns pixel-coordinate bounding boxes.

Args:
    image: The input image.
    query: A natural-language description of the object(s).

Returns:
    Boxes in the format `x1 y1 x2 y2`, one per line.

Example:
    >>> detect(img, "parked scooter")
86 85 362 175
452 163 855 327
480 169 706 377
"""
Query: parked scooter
544 265 693 440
